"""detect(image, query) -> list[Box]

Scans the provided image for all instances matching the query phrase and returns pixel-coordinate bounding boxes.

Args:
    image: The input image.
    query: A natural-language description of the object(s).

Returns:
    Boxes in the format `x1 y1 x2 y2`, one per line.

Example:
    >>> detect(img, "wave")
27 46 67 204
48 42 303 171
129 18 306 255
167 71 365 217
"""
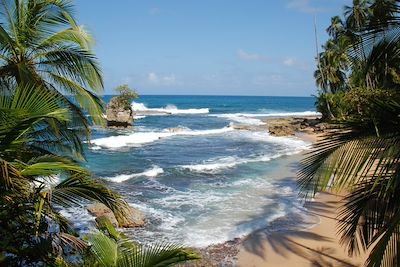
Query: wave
132 102 209 115
107 166 164 183
213 110 321 118
180 154 279 173
212 114 266 125
133 115 146 119
180 133 310 173
91 126 234 149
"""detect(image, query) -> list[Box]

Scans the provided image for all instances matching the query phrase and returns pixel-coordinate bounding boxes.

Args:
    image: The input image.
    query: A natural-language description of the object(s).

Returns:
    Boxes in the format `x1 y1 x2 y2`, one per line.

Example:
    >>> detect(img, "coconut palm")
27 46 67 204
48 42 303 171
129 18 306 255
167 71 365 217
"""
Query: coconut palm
303 1 400 266
0 0 105 149
299 99 400 267
89 233 200 267
0 84 130 266
344 0 372 31
87 219 200 267
327 16 345 39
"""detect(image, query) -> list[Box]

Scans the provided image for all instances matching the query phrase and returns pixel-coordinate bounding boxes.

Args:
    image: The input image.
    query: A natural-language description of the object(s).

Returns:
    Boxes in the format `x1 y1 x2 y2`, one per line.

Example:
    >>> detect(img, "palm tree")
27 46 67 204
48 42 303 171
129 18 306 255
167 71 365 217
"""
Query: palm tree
0 85 130 265
89 233 200 267
344 0 372 31
298 100 400 267
0 0 105 148
302 1 400 266
327 16 345 39
87 219 200 267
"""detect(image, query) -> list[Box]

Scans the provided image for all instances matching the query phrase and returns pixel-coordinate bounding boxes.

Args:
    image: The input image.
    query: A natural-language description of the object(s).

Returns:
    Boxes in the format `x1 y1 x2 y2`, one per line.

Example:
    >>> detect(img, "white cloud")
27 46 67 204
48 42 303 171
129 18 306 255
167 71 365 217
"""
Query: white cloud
283 58 296 66
237 49 268 61
283 57 310 70
162 75 176 85
286 0 327 13
147 72 177 86
148 72 158 82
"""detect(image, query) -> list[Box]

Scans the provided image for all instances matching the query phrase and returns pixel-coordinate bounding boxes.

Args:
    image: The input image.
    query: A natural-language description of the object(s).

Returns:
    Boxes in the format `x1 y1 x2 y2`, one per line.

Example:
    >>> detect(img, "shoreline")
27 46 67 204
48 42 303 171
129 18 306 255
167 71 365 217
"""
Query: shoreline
185 117 367 266
236 191 367 267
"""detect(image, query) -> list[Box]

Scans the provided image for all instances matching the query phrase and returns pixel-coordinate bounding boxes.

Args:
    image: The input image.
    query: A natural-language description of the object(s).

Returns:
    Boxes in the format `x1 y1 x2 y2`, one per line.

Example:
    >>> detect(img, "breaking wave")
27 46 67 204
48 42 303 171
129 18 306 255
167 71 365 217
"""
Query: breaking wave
91 126 234 149
132 102 209 115
106 166 164 183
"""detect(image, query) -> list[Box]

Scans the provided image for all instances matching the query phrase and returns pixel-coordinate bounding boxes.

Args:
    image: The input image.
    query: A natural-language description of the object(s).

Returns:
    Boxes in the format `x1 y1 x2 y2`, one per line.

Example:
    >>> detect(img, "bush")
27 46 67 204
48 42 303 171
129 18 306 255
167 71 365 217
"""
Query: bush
316 88 399 121
112 84 139 110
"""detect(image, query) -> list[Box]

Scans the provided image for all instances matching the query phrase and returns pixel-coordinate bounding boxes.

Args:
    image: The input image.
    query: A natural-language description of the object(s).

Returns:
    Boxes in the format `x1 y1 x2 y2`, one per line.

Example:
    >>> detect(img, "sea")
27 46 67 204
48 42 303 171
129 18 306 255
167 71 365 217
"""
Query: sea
63 95 321 248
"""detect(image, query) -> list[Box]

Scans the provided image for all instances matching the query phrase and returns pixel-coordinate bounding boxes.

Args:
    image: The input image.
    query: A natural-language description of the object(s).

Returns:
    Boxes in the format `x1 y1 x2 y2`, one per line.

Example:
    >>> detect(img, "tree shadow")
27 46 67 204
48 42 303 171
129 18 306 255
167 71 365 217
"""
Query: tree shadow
237 184 357 267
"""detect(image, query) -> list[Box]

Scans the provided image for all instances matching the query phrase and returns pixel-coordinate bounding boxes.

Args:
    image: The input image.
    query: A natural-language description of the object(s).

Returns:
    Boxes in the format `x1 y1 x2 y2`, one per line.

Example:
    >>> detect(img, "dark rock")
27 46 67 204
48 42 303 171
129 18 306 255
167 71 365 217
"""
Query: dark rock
106 96 133 127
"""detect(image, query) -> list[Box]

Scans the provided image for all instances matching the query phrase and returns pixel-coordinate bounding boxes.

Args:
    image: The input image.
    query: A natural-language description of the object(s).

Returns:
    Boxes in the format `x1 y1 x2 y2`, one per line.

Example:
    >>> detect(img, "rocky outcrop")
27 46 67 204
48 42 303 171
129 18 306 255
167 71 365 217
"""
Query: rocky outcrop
118 206 145 228
266 117 329 137
87 203 119 227
106 96 133 127
87 203 145 228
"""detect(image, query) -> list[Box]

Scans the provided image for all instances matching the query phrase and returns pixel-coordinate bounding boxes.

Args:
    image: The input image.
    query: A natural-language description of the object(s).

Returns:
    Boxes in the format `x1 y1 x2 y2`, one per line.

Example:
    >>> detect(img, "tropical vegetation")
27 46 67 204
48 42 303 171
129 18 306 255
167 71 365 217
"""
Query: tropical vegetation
300 1 400 267
110 84 139 112
0 0 199 266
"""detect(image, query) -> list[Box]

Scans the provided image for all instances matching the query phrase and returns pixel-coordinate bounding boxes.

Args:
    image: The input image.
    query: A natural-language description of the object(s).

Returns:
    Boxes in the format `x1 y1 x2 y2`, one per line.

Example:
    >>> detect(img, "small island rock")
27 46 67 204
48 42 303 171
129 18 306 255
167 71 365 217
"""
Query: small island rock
87 202 145 228
106 96 133 127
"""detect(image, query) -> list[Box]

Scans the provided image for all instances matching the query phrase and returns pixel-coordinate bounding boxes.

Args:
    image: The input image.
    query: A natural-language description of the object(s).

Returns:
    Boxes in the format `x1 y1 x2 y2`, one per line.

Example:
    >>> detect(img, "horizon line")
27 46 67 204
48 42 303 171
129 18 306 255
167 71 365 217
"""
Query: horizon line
101 94 316 98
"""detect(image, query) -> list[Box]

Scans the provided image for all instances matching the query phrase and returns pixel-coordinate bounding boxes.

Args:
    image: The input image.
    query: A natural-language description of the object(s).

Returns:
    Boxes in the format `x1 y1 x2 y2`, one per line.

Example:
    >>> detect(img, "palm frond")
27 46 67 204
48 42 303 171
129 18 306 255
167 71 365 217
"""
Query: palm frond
89 232 118 266
51 175 130 221
89 232 201 267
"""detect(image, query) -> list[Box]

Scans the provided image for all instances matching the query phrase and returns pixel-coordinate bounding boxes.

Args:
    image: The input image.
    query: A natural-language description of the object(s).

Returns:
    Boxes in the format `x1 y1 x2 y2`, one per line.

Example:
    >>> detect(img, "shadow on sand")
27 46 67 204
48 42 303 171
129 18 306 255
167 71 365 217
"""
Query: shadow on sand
239 189 357 267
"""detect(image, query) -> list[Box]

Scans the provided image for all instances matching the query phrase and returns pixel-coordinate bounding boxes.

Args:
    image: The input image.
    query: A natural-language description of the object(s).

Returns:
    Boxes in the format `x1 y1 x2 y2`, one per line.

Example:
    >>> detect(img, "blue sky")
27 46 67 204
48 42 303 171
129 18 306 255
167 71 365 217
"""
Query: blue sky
75 0 351 96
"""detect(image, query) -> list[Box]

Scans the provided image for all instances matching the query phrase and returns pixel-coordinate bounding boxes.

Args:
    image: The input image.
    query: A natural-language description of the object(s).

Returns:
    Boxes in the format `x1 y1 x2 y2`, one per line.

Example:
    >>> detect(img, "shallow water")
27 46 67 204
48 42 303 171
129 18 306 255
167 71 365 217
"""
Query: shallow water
68 95 320 247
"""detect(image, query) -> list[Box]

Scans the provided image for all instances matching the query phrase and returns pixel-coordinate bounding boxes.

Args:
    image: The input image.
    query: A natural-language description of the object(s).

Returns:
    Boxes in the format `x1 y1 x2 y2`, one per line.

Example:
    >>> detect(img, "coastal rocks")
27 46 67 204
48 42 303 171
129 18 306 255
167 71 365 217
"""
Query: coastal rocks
118 206 145 228
266 117 325 137
182 238 241 267
87 203 119 227
230 124 268 132
106 96 133 127
87 203 145 228
266 118 298 136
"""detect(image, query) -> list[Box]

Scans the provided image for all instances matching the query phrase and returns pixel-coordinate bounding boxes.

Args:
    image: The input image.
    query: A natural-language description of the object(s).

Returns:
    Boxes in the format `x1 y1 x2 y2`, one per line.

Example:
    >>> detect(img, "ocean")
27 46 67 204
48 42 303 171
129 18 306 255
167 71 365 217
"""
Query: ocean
63 95 320 247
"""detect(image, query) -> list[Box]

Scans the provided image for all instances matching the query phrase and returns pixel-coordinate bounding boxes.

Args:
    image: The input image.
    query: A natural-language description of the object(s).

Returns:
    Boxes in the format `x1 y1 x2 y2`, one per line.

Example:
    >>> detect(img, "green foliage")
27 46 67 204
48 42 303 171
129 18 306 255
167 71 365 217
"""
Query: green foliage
88 232 201 267
0 0 106 140
0 85 130 266
112 84 139 111
316 88 399 121
83 217 201 267
305 1 400 266
316 92 350 120
0 3 197 267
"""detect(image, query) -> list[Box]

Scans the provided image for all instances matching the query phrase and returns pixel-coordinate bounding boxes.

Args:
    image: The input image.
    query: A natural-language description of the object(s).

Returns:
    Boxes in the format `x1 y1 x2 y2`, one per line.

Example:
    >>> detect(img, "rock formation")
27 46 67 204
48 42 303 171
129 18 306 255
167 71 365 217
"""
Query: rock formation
106 96 133 127
87 202 145 228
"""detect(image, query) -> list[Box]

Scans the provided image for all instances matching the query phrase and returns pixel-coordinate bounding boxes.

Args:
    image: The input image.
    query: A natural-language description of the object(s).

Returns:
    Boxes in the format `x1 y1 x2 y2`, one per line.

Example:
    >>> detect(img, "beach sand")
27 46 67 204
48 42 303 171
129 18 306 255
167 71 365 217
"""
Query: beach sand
184 121 368 267
237 192 367 267
236 131 368 267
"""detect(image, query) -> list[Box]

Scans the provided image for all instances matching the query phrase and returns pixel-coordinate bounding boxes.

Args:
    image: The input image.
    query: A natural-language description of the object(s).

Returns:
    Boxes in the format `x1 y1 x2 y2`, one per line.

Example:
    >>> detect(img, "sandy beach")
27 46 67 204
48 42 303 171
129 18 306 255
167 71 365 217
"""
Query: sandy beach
236 130 368 267
237 192 367 267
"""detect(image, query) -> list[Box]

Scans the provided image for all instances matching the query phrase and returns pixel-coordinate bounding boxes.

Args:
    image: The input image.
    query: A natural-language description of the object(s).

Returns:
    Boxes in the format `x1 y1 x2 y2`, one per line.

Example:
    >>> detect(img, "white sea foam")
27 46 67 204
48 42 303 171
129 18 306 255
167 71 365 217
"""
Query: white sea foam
213 110 321 118
132 101 209 115
108 166 164 183
180 154 277 173
91 126 233 149
245 132 311 150
133 115 146 119
180 133 310 173
215 114 266 125
133 177 313 247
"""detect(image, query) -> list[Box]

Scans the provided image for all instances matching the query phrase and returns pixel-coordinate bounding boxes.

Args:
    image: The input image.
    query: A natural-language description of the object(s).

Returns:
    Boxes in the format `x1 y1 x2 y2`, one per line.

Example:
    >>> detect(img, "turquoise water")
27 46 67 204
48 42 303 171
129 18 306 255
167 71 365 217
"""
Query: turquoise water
65 95 320 247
